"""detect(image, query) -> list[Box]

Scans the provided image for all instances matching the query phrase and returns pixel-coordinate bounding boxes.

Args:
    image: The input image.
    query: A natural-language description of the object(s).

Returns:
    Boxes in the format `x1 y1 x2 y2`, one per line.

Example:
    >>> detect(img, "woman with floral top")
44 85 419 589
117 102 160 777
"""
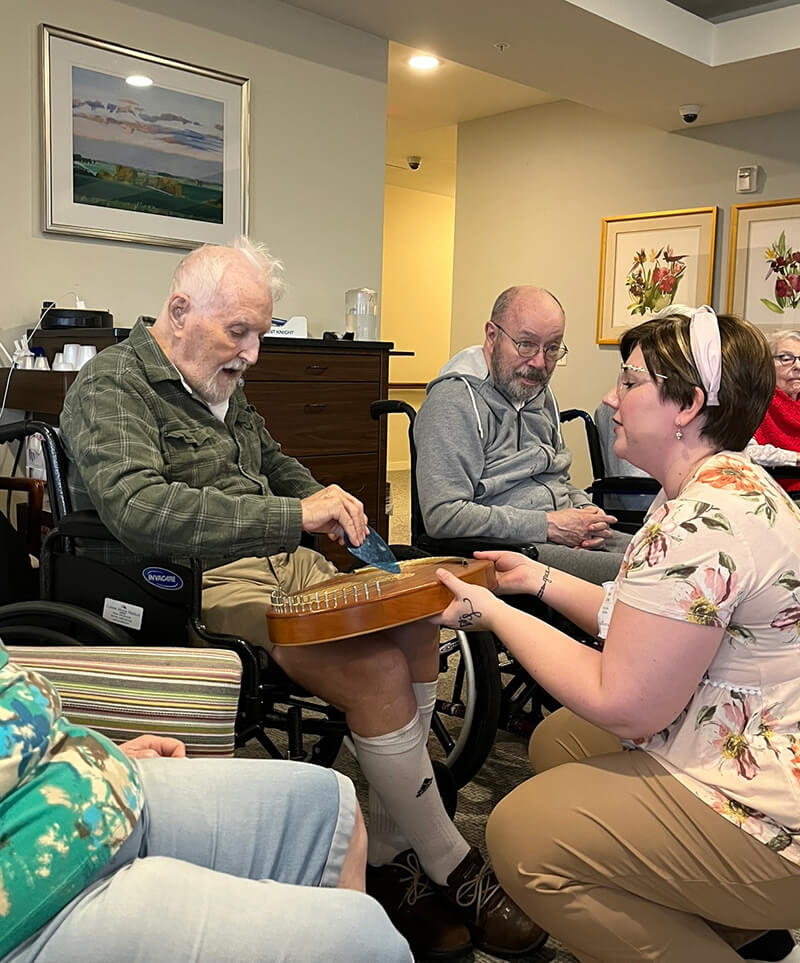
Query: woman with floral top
435 308 800 962
0 639 410 962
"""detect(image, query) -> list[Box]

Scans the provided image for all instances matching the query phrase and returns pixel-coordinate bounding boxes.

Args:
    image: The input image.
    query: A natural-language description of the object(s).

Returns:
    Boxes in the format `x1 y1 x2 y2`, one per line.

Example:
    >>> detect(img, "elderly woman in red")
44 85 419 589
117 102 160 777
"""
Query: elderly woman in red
747 328 800 493
435 308 800 963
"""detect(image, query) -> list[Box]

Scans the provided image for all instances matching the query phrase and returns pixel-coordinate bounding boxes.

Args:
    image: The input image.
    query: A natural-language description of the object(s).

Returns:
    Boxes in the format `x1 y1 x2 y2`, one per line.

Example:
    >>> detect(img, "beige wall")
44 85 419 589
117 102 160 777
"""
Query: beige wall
381 184 455 470
453 100 800 485
1 0 387 356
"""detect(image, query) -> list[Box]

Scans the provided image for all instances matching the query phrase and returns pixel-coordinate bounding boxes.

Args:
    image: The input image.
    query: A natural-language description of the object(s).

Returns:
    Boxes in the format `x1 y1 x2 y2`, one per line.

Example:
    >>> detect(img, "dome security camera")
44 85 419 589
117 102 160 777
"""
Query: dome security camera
679 104 701 125
407 155 422 171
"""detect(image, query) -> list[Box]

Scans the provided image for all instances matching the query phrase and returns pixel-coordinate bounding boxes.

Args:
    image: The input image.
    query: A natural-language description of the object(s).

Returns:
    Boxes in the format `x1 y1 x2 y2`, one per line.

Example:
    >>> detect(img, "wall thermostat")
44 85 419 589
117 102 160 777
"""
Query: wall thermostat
736 165 759 194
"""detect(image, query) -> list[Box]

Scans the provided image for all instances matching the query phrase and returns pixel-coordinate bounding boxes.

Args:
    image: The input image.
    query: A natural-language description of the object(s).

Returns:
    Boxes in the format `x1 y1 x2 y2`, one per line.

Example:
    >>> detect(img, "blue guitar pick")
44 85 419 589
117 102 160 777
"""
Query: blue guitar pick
344 526 401 574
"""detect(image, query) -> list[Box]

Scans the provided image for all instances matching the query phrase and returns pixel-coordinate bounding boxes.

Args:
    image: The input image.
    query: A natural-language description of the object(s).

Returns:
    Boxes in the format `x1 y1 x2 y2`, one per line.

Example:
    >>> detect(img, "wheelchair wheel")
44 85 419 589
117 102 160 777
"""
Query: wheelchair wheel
430 629 501 789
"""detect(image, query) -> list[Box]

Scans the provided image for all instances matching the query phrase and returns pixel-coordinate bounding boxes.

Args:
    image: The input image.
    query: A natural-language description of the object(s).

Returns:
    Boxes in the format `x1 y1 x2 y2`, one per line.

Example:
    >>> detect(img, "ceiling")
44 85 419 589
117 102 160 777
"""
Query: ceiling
669 0 800 21
384 43 556 197
282 0 800 136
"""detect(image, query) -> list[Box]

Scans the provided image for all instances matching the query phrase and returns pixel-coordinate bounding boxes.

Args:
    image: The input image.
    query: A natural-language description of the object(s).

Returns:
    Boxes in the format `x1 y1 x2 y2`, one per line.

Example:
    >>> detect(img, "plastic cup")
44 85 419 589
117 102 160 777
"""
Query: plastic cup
76 345 97 368
63 343 80 366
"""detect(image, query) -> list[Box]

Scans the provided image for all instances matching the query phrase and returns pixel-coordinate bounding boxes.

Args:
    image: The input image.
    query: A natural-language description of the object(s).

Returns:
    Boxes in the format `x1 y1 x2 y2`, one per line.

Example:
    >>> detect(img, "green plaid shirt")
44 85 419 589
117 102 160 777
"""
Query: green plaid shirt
60 320 322 570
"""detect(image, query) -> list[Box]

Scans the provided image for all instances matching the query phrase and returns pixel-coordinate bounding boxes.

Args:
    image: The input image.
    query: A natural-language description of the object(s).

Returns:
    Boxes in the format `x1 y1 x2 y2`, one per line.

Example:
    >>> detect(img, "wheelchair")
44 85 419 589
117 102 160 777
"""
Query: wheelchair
0 417 497 800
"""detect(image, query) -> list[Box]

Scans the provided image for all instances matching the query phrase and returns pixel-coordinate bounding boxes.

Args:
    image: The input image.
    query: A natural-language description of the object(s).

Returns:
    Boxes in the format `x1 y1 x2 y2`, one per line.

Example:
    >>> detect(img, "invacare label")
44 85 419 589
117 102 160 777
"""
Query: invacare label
142 567 184 591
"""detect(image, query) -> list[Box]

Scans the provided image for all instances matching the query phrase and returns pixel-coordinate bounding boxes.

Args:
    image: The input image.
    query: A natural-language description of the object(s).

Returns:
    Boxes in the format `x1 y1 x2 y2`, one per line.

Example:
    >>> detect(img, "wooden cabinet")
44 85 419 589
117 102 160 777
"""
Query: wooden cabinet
248 338 392 570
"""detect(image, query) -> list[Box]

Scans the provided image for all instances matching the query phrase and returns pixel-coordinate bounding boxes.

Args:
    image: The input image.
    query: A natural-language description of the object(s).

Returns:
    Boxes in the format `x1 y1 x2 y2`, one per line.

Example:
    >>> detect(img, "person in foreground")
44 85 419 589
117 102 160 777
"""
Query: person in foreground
746 328 800 495
414 285 630 585
58 238 541 960
434 307 800 962
0 639 410 962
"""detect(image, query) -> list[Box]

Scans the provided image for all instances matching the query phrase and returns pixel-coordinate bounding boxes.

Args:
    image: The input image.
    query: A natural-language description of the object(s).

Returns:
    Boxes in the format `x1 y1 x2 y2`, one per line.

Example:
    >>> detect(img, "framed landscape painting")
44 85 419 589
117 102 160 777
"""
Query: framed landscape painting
42 24 249 249
727 199 800 327
596 207 717 344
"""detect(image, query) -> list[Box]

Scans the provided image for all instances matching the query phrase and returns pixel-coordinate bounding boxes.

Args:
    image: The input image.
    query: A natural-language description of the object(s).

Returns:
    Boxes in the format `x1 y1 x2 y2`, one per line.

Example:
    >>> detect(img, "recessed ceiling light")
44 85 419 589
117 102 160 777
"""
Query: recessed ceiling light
126 74 153 87
408 55 439 71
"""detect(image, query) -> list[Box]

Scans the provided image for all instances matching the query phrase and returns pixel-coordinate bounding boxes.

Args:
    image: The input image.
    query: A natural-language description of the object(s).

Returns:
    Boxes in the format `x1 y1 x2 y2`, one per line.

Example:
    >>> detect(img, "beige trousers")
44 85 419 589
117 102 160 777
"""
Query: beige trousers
486 708 800 963
201 549 338 651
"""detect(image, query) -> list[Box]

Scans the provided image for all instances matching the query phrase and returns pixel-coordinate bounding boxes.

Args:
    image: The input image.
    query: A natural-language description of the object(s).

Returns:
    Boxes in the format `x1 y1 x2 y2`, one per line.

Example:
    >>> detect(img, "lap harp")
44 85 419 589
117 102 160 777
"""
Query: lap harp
266 557 496 645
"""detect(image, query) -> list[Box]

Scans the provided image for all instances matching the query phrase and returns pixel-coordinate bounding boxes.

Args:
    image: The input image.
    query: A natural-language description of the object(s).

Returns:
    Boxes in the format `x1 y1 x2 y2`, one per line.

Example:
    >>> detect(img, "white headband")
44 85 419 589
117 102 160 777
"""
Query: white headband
688 305 721 406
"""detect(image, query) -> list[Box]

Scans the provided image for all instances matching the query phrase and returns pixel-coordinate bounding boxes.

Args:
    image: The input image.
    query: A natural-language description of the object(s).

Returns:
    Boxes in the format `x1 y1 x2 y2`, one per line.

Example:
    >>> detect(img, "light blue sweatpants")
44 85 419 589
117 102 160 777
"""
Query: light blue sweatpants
6 758 411 963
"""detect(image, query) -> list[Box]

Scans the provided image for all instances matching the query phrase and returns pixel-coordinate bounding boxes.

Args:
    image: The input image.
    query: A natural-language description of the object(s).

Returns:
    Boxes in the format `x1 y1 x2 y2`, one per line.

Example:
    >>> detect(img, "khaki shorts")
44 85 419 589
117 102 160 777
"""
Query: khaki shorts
201 548 339 651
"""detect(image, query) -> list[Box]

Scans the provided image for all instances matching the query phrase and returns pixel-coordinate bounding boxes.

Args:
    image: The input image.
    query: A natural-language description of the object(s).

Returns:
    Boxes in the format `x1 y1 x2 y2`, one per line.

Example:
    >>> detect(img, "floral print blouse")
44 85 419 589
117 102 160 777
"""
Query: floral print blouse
613 452 800 863
0 642 143 956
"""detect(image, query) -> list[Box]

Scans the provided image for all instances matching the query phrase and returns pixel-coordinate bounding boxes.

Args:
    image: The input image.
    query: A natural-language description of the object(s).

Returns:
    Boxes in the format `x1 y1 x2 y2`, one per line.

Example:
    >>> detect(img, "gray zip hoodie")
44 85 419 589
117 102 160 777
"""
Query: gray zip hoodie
414 345 591 542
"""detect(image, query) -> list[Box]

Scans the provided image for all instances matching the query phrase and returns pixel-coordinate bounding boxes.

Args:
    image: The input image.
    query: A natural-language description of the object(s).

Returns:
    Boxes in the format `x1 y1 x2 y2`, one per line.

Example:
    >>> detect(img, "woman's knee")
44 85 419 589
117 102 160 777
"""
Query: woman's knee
528 708 621 773
487 769 583 888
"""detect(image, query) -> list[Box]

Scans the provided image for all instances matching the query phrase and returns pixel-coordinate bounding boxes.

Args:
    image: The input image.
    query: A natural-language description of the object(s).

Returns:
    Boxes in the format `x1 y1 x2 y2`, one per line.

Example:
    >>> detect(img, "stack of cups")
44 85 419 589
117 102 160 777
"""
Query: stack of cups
53 344 97 371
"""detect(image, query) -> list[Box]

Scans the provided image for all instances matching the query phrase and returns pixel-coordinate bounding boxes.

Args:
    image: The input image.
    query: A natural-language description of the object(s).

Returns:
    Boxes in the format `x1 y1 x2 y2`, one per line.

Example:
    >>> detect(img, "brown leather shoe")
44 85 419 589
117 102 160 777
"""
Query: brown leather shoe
367 850 472 961
439 847 547 959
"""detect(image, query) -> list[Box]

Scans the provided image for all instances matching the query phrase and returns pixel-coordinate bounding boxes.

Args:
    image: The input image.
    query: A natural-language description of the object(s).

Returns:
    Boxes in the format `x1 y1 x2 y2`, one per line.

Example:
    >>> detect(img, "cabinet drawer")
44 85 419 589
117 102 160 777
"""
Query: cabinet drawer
251 383 379 456
249 351 380 383
299 453 380 521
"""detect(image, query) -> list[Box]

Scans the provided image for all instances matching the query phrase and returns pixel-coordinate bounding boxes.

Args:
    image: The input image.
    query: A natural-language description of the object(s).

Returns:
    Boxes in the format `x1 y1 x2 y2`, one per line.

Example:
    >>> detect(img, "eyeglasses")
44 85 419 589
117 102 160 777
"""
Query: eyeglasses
616 363 668 398
774 353 800 367
492 322 568 362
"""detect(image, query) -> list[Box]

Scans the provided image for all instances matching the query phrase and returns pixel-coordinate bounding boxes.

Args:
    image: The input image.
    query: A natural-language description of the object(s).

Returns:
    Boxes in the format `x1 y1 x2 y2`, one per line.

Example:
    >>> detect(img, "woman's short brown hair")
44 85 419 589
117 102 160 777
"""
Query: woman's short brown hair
619 312 775 451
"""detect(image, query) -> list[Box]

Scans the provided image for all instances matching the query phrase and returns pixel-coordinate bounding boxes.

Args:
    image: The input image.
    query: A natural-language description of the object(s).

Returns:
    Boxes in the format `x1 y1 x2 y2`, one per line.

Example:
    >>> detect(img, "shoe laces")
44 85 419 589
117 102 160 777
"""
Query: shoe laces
390 851 435 907
453 858 501 919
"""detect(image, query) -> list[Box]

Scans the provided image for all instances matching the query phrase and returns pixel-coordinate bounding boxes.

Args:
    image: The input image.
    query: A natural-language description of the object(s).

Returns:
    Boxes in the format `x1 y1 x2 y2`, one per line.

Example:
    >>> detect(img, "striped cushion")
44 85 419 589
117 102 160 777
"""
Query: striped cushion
8 646 242 758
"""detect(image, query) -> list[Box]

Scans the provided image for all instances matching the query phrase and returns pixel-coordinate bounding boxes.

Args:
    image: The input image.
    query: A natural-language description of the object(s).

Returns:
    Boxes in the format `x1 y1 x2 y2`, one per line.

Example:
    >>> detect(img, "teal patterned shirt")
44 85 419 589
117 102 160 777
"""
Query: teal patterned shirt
0 641 143 955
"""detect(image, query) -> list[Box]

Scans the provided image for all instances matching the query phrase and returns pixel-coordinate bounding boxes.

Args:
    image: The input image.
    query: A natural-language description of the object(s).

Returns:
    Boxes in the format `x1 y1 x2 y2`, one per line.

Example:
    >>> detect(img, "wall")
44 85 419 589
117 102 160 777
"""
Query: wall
381 183 455 470
452 99 800 484
0 0 387 357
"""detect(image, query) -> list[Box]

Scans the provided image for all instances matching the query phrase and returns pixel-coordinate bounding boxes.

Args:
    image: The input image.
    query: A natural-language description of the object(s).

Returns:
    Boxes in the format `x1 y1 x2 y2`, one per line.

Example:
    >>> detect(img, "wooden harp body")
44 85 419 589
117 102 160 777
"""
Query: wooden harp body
266 557 496 645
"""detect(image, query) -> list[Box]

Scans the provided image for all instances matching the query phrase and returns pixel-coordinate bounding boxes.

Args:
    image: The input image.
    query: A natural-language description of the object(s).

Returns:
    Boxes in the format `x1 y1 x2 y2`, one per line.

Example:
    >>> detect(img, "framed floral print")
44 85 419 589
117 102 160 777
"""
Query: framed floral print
596 207 717 344
727 199 800 326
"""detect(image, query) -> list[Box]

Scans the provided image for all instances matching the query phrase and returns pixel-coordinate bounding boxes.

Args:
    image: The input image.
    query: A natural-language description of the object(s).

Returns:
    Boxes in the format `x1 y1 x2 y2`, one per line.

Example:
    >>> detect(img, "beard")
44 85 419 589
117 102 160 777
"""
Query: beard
191 360 249 405
490 341 550 405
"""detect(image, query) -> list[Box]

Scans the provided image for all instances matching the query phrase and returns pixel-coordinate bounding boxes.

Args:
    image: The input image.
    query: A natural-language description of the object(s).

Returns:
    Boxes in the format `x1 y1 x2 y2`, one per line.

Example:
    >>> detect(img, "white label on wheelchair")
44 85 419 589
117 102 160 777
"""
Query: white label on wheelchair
102 597 144 630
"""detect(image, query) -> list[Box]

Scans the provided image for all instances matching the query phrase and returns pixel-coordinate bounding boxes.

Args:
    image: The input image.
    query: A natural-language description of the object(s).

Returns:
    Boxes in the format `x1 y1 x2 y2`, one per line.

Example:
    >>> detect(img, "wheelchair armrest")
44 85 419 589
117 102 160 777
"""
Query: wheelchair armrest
589 476 661 495
50 509 114 540
766 465 800 479
370 399 416 421
416 534 539 560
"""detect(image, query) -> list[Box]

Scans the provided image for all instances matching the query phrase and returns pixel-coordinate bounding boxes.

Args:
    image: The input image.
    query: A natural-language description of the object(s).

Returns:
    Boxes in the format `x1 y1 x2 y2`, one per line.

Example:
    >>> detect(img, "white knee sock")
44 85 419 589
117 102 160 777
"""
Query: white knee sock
365 681 439 867
354 691 469 885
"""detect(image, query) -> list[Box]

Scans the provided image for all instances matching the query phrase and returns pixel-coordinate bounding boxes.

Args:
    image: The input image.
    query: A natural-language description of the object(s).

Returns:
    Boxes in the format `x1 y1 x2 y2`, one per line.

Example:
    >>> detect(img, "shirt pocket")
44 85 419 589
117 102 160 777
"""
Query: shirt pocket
161 422 219 486
233 406 266 477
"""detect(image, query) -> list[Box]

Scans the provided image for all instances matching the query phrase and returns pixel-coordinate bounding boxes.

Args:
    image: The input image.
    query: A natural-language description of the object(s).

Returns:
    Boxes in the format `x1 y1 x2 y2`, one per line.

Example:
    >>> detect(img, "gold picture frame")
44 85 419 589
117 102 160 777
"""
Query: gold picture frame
727 198 800 327
42 24 249 249
596 207 717 344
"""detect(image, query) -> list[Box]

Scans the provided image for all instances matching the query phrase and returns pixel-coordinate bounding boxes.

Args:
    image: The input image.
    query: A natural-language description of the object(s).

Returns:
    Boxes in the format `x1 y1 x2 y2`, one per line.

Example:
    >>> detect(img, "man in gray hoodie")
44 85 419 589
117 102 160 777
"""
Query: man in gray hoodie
414 286 629 584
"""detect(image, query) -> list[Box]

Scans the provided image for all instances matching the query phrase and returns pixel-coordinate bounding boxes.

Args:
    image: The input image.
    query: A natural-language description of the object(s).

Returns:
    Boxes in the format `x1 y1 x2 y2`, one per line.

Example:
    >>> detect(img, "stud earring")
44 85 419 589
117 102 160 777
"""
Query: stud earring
675 427 684 440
